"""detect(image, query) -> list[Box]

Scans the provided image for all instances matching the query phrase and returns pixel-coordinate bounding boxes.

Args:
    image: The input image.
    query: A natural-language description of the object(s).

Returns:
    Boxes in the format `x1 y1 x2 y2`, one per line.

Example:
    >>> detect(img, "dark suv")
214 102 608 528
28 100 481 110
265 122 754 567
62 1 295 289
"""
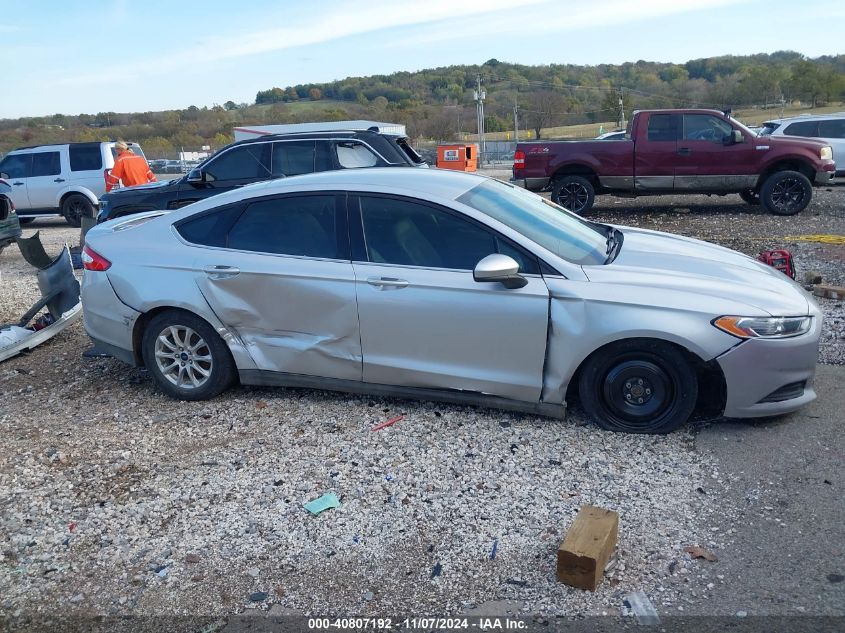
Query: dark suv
97 130 427 222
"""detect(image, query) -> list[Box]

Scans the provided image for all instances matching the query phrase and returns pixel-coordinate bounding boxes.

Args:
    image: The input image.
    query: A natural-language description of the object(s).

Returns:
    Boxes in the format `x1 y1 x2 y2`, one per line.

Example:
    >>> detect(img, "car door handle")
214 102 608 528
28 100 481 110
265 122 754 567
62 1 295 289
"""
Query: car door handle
677 147 691 156
13 181 24 186
203 265 240 279
54 178 65 182
366 276 409 288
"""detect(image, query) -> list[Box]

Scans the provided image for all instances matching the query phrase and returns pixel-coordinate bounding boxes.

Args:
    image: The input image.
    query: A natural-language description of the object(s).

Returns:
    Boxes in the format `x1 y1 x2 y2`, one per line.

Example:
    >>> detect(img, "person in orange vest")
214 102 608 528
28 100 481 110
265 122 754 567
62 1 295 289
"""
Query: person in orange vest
105 141 157 192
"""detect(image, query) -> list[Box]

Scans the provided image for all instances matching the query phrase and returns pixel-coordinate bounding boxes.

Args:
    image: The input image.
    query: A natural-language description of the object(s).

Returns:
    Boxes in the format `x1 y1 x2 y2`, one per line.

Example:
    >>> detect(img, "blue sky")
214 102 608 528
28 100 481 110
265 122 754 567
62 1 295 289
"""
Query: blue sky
3 0 843 119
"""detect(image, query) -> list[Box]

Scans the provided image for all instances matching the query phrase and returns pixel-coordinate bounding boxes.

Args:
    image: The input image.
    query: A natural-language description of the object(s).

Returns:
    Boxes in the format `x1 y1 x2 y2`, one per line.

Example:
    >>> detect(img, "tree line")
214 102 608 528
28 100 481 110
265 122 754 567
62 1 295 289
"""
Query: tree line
2 51 843 156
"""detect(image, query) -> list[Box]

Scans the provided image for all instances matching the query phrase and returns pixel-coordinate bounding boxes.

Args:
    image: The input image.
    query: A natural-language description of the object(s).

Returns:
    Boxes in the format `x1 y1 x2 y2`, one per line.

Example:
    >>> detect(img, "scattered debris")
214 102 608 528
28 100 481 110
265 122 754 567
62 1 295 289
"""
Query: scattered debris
827 574 844 583
803 270 823 285
490 539 498 560
303 492 341 515
684 545 718 562
249 591 268 602
363 591 374 601
814 284 845 300
505 578 528 587
431 562 442 578
557 505 619 591
185 553 201 564
371 415 404 431
623 591 660 626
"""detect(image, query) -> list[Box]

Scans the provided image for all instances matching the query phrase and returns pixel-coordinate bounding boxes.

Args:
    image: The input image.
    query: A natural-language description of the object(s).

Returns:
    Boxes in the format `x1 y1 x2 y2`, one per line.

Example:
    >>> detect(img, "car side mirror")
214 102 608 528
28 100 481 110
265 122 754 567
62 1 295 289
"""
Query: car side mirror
187 168 205 183
0 172 8 180
473 254 528 289
725 130 744 145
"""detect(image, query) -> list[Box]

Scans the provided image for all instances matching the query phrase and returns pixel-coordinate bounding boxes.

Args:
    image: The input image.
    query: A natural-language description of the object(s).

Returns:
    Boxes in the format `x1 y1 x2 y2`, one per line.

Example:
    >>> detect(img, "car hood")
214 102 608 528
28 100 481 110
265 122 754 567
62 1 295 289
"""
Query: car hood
104 179 178 199
758 135 829 152
583 227 811 316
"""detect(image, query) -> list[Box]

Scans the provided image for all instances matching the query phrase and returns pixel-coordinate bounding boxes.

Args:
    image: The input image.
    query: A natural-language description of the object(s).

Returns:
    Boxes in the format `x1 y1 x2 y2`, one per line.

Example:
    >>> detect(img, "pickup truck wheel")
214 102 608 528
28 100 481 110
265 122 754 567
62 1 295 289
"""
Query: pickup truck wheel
61 194 93 228
739 190 760 205
578 340 698 434
552 175 595 214
760 170 812 216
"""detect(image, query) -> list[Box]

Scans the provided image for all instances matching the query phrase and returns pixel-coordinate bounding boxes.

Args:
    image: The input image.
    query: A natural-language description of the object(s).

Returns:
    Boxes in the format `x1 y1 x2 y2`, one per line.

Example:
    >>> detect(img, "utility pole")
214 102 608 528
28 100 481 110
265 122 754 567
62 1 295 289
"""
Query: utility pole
474 75 486 166
513 101 520 142
618 89 626 130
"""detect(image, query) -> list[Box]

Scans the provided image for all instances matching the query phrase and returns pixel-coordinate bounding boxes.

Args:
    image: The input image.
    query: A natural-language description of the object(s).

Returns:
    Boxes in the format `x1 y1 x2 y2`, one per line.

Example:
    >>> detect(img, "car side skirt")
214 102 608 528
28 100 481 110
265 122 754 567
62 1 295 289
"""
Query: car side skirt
239 369 567 419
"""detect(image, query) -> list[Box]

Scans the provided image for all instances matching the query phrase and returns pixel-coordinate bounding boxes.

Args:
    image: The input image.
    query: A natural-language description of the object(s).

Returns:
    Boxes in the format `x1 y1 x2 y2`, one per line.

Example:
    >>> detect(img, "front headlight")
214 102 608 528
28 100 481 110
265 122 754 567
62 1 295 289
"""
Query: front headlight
821 146 833 161
713 316 811 339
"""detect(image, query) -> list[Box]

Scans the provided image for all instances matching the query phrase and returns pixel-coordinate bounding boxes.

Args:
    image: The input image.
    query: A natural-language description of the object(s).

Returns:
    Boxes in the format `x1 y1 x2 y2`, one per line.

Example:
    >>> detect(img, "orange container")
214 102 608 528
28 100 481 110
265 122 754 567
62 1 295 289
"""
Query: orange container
436 144 478 171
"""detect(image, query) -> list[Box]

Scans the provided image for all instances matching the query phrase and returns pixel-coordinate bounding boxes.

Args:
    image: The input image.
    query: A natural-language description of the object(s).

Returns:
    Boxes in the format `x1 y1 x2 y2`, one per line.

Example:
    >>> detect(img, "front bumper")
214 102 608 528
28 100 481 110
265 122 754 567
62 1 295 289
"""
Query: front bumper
815 166 836 185
717 316 821 418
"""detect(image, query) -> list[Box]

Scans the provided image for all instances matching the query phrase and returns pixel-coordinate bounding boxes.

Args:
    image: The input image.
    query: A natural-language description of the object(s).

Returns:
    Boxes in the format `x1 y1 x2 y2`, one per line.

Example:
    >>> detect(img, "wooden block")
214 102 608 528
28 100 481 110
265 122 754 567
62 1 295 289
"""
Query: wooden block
813 284 845 300
556 505 619 591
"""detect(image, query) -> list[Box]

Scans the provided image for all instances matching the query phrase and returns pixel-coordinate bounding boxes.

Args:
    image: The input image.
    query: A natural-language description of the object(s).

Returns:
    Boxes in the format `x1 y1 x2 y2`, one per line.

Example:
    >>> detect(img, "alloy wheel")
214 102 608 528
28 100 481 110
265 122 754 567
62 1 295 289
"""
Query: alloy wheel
153 325 213 390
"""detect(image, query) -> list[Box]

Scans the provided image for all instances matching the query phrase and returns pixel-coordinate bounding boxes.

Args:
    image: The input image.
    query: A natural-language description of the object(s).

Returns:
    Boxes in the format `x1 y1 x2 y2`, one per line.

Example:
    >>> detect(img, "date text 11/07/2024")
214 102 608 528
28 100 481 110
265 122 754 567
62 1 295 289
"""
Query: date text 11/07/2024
307 617 528 630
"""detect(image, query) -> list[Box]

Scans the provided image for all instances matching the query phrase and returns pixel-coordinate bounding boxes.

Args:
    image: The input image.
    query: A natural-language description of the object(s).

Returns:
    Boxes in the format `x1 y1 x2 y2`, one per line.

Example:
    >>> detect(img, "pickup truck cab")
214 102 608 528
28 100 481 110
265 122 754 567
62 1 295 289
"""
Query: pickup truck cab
513 109 836 215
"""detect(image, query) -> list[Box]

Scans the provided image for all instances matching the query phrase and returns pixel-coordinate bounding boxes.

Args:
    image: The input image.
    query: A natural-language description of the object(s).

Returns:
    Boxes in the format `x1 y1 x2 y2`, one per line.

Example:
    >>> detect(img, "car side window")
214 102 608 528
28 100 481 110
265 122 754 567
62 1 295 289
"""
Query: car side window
69 145 104 171
683 115 733 143
176 205 245 248
228 195 342 259
31 151 61 177
818 119 845 139
337 143 379 168
204 144 271 182
783 121 818 137
359 196 537 272
315 141 333 172
271 141 316 177
0 154 32 179
646 114 680 142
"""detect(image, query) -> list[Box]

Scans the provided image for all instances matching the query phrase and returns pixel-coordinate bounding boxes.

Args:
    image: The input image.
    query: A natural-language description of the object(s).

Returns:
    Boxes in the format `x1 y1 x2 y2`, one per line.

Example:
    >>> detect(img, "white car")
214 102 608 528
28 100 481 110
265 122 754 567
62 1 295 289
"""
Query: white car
760 114 845 176
0 141 146 226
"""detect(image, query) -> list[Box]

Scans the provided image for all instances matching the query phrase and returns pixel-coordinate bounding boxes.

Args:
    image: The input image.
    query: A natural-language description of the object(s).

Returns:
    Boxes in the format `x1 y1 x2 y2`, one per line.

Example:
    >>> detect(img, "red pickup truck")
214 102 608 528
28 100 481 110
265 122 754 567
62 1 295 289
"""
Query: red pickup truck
512 109 836 215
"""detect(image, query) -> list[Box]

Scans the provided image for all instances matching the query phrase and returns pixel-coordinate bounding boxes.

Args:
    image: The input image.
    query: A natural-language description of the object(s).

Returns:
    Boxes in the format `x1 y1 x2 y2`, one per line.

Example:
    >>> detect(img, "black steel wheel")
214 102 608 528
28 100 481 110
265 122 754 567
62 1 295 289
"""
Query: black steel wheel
578 340 698 434
739 190 760 206
551 175 595 214
141 310 236 401
760 170 812 216
61 194 94 228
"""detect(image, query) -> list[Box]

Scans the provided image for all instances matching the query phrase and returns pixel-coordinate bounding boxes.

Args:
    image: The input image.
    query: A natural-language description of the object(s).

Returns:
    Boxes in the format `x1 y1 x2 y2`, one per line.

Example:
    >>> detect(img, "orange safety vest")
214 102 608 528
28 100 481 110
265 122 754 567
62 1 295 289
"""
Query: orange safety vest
106 151 157 192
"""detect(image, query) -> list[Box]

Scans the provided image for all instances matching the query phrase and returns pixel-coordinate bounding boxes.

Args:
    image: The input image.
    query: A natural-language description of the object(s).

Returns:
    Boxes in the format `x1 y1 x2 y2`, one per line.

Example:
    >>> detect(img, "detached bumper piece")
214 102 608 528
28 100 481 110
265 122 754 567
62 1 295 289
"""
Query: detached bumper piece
0 242 82 363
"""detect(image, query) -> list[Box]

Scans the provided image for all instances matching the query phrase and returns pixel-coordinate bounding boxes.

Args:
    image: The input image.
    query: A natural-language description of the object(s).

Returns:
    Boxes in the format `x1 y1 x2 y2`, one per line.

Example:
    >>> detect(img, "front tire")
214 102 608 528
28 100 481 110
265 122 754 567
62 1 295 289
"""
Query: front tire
62 194 94 228
760 170 812 216
551 175 595 214
141 310 236 401
578 340 698 434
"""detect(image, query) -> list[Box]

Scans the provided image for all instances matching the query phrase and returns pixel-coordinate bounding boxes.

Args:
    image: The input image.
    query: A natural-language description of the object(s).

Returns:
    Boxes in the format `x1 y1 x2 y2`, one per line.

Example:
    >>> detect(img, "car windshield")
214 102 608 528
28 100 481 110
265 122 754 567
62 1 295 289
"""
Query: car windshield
456 180 609 265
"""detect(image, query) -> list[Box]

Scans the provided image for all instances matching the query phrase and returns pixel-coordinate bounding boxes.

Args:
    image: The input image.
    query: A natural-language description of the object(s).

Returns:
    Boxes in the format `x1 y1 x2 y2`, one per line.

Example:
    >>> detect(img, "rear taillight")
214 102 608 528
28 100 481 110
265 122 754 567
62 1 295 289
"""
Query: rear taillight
82 246 111 271
513 150 525 168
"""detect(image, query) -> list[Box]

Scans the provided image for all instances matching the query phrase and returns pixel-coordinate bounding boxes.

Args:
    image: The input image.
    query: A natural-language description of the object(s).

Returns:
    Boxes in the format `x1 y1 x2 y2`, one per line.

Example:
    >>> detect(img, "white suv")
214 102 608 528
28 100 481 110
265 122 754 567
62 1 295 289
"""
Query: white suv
0 141 146 227
760 113 845 176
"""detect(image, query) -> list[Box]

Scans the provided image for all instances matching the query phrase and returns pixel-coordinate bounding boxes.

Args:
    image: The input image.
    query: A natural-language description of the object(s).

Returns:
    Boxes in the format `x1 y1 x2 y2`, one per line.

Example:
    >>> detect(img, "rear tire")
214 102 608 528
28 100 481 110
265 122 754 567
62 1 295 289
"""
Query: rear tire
62 194 94 228
141 310 236 401
577 340 698 434
551 175 595 214
760 170 812 216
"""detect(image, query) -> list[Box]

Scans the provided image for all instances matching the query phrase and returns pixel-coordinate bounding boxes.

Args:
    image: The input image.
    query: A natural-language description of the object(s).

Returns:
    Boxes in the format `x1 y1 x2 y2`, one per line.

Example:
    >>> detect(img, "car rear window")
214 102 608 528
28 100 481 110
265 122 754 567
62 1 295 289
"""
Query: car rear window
176 205 245 247
69 144 104 171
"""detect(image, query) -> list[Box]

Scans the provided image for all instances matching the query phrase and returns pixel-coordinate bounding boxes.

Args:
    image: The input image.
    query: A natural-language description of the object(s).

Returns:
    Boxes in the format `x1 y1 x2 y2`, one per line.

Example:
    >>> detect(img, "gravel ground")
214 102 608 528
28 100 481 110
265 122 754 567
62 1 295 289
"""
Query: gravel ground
0 183 843 622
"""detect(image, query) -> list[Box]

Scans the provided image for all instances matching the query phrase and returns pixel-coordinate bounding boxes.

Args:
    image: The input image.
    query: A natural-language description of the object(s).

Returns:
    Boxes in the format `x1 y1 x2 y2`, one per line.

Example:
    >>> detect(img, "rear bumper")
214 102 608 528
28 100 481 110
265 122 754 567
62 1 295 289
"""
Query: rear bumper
81 271 142 365
717 316 822 418
510 176 551 191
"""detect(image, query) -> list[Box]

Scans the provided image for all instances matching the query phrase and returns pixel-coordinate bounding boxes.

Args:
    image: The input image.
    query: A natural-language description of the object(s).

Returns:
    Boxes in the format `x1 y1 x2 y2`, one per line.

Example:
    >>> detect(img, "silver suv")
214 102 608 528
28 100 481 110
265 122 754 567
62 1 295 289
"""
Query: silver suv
760 113 845 176
0 141 145 227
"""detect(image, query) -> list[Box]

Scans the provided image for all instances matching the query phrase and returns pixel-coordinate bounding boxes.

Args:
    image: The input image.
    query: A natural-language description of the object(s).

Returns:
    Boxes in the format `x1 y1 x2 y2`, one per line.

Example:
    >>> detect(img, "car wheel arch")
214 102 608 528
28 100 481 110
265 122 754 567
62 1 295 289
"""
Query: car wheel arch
132 306 235 368
58 187 98 209
756 158 815 189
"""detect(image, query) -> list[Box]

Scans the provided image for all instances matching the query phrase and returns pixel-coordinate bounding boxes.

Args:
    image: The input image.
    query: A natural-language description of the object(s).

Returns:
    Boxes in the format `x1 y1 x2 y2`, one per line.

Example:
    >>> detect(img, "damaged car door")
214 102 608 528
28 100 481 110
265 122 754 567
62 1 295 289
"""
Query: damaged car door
188 193 362 380
351 194 549 402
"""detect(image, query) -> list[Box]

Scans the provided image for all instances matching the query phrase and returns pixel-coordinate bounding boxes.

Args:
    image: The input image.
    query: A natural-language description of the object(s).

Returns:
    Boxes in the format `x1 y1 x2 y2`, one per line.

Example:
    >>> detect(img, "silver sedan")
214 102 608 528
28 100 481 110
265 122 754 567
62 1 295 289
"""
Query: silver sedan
81 168 822 433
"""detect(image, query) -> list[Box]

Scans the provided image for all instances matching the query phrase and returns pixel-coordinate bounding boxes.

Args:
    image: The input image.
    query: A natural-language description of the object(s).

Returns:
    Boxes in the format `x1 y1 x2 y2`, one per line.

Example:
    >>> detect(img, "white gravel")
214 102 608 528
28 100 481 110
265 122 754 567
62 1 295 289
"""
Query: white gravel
1 184 842 620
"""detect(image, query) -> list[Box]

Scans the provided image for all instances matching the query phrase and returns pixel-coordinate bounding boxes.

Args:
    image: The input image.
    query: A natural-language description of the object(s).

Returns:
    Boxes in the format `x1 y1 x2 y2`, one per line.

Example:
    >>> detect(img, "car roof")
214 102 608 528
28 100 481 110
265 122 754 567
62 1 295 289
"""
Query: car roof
763 112 845 124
